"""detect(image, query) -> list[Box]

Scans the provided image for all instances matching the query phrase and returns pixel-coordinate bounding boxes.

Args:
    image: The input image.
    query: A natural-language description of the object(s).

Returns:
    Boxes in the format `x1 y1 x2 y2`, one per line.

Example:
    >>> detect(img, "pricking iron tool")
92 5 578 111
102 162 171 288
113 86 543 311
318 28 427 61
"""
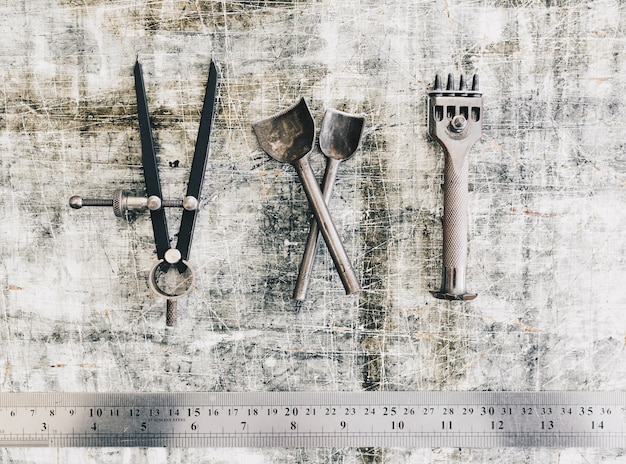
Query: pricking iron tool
428 73 482 300
69 60 218 325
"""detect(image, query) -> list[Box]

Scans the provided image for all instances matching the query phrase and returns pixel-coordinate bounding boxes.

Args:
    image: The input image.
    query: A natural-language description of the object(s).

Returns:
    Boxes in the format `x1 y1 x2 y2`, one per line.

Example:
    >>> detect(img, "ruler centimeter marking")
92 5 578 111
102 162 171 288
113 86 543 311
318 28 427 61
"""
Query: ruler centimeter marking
0 392 624 447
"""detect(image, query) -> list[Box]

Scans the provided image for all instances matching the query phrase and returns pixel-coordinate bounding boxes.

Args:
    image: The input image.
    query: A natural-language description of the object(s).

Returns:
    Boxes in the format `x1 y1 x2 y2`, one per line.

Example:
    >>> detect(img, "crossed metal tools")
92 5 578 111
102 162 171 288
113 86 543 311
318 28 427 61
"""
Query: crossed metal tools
69 60 218 325
252 98 365 301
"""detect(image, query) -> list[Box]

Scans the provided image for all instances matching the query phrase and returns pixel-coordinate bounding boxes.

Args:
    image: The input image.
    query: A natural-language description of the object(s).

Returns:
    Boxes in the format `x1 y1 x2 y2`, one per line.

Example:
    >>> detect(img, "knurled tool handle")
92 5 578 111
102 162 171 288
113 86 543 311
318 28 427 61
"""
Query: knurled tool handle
166 299 177 327
441 149 471 297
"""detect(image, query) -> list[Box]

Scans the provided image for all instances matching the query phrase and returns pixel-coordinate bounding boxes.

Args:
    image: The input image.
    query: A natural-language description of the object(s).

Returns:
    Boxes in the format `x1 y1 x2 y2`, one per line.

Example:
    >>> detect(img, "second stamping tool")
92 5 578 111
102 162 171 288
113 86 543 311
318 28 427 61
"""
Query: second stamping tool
428 73 483 300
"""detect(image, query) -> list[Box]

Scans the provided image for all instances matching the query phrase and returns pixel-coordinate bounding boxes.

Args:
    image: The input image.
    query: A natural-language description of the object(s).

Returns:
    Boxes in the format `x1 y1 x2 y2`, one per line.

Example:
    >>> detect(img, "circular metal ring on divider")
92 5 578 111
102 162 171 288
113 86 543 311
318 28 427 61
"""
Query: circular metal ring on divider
148 259 194 299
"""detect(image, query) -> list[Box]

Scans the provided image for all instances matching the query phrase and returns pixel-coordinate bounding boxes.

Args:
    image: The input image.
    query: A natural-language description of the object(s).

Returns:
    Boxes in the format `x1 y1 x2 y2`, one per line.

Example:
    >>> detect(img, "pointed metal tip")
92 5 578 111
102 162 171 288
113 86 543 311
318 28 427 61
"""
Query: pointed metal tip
207 60 218 88
434 74 442 91
472 74 479 91
446 73 455 91
459 74 467 91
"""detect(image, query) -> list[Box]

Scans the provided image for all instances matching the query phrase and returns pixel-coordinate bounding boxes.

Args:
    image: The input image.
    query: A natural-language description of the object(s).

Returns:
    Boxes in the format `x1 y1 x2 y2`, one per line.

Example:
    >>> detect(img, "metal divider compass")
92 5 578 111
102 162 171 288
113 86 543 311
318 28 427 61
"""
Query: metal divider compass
69 60 218 326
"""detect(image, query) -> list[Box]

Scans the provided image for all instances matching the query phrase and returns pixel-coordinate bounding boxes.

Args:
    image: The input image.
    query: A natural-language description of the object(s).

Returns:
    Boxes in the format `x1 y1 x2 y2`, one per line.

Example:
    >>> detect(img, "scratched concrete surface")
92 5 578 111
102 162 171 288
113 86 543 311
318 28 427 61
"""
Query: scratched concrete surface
1 0 626 462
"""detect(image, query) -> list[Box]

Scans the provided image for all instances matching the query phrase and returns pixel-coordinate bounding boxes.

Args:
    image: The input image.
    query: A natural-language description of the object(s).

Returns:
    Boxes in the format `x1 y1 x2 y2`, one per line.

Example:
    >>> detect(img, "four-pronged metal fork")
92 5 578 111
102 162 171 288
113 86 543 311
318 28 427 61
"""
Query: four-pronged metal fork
428 73 482 300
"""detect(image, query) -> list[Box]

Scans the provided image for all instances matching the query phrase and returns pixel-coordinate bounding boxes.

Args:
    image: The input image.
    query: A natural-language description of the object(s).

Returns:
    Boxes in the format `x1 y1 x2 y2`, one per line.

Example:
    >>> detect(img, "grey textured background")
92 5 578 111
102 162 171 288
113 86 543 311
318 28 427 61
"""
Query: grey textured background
1 0 626 462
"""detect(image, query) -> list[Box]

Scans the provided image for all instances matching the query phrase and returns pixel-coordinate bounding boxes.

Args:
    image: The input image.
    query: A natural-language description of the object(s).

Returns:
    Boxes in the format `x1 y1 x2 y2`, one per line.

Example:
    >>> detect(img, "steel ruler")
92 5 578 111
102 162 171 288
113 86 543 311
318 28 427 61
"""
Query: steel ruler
0 391 624 448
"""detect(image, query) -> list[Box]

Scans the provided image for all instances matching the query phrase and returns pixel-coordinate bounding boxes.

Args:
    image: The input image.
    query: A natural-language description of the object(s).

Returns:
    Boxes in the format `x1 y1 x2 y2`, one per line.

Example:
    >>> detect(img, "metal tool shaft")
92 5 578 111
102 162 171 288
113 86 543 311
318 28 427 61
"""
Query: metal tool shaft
293 158 341 300
177 60 217 263
135 61 171 261
69 191 182 216
294 156 360 296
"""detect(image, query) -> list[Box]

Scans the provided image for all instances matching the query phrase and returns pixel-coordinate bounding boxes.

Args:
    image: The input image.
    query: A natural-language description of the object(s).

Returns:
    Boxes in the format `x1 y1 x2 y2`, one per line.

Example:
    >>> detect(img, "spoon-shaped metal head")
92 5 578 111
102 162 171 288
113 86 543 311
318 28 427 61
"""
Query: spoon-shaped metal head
252 97 315 164
319 108 365 161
